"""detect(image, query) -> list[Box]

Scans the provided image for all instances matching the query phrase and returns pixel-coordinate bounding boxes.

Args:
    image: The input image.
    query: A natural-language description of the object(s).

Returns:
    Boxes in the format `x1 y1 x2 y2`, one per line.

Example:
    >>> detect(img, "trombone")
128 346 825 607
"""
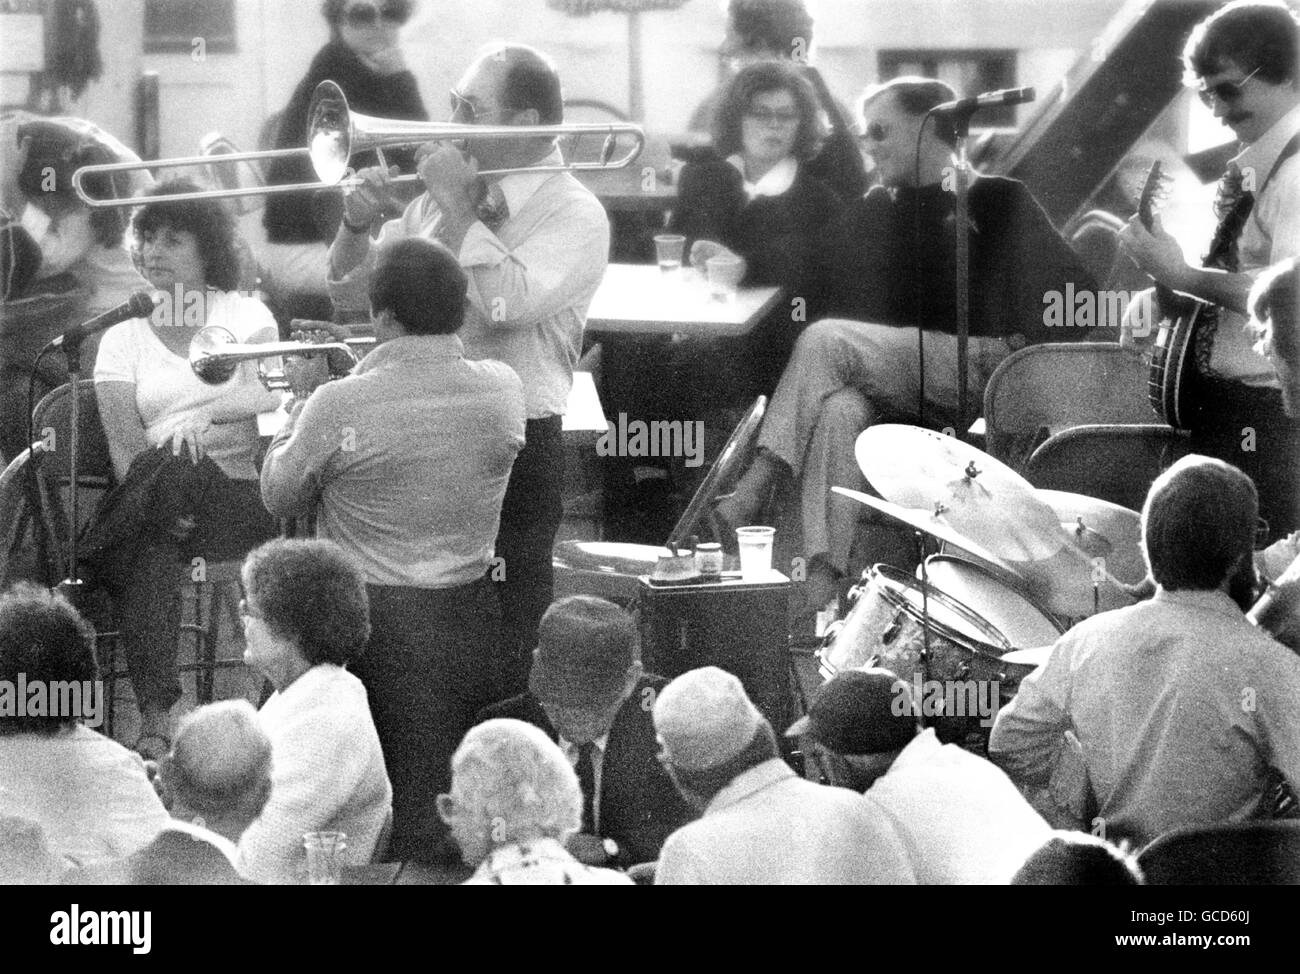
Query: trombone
73 80 645 208
190 325 373 391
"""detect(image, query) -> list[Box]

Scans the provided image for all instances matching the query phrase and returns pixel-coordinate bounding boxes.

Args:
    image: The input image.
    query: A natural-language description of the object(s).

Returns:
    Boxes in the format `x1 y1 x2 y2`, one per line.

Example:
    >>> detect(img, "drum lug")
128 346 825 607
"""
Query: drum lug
881 617 903 645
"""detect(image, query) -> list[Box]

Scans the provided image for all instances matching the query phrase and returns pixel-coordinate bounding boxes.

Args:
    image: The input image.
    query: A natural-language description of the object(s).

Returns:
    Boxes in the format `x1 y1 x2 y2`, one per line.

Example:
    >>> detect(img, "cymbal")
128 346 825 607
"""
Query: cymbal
1037 490 1146 587
856 426 1065 562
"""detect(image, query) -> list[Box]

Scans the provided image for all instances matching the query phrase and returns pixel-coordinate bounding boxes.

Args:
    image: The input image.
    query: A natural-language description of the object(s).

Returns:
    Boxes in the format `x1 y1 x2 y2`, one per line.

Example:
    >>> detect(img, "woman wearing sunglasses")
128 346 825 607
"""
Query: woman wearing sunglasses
260 0 427 309
669 59 843 398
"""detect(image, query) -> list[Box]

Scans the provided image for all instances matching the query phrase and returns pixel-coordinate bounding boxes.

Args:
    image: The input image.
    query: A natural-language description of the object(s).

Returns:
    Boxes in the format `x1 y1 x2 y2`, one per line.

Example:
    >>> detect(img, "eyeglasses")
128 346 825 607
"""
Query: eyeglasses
449 89 507 125
344 1 409 28
860 121 890 143
746 108 800 127
1197 66 1262 107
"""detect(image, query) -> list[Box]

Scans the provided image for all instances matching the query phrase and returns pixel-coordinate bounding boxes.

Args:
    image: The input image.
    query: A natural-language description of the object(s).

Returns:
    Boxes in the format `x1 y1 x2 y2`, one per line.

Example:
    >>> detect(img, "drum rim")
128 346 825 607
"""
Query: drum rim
868 563 1012 655
919 552 1068 639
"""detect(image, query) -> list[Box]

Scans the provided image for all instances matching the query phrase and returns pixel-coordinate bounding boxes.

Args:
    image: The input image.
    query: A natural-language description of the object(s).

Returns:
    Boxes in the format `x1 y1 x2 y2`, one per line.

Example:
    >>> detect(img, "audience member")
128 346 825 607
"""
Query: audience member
0 583 167 867
236 539 392 884
438 718 633 885
653 666 916 884
88 178 282 758
476 596 692 866
990 455 1300 847
77 700 270 885
1011 831 1144 885
263 238 522 862
260 0 426 304
688 0 867 201
789 668 1051 883
670 59 842 395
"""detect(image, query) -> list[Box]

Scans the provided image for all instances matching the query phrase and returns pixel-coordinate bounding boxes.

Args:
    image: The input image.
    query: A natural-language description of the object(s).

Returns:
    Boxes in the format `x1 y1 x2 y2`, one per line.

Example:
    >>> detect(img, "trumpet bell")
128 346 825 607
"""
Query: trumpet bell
190 326 247 385
189 325 364 390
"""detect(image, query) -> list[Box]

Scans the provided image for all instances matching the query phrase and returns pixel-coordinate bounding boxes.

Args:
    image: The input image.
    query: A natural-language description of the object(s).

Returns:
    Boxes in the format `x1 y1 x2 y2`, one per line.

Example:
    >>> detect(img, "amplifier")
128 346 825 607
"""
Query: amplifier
637 572 792 732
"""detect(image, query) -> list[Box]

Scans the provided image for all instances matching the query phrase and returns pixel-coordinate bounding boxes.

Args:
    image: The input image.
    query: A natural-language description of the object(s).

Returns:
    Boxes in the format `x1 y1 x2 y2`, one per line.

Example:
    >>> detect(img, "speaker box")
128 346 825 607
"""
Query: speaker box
637 573 792 732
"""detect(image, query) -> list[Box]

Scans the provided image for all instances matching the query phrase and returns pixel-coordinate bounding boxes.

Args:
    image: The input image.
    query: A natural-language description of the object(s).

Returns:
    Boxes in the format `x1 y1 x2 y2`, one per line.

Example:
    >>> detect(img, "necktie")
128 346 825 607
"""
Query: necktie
1193 162 1256 375
475 181 509 232
576 741 597 834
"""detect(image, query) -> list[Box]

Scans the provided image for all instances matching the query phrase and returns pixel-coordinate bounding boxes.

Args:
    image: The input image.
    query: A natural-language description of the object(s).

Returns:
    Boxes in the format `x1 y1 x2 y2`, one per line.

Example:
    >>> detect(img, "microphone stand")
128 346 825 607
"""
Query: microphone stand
53 335 87 610
949 106 977 439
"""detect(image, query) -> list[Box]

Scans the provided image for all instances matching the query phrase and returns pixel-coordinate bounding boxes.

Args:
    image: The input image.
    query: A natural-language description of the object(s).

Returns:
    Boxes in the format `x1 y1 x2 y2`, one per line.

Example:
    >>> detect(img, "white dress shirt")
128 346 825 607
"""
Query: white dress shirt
655 758 917 885
328 150 610 419
990 587 1300 847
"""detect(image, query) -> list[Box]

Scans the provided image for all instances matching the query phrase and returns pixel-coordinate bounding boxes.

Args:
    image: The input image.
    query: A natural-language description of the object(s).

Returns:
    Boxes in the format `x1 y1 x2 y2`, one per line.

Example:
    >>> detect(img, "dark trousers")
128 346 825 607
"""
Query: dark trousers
494 414 564 663
1191 381 1300 542
352 576 522 863
90 461 276 711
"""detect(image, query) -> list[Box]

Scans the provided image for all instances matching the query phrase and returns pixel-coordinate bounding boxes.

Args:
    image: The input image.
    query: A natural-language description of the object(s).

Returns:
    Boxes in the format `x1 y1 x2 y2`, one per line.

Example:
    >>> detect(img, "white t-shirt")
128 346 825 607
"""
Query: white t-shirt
95 290 278 480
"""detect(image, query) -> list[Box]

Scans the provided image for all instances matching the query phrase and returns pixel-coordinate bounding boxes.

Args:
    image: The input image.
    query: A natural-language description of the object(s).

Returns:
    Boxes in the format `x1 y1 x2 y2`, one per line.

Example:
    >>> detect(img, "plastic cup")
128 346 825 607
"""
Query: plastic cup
736 526 775 579
303 830 347 885
653 234 686 272
706 254 745 302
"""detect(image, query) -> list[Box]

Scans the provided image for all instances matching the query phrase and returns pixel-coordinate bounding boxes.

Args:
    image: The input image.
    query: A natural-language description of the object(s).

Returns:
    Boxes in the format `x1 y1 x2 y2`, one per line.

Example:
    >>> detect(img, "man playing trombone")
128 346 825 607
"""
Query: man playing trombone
326 43 610 670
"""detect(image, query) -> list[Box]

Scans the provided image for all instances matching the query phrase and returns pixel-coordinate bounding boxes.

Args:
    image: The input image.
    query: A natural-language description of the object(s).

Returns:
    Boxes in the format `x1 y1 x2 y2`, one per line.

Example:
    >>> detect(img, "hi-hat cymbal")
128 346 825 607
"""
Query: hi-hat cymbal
856 426 1066 563
1037 490 1146 587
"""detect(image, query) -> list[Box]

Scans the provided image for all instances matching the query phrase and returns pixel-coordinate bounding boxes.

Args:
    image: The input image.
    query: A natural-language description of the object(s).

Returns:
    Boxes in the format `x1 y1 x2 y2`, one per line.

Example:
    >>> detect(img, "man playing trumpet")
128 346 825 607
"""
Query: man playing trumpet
326 43 610 672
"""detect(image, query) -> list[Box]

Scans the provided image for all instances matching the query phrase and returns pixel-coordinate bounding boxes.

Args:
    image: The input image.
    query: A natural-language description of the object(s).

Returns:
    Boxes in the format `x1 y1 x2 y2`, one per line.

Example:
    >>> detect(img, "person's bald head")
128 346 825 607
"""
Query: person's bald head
161 700 273 831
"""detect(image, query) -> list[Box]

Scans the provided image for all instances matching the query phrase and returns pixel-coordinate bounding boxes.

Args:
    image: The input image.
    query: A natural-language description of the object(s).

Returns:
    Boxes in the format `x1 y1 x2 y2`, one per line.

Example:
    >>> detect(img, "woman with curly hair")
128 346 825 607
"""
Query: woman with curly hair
670 59 843 395
90 178 282 758
236 539 391 883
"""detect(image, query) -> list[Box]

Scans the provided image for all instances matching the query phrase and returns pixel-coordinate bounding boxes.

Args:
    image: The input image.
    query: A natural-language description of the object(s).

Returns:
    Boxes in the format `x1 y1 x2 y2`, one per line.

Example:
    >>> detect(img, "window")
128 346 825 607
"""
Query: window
144 0 236 54
878 49 1018 127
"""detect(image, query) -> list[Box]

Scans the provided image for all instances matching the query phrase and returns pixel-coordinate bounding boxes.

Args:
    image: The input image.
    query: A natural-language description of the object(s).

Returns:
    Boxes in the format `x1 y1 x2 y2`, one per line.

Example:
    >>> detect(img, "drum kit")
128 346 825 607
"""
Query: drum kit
819 425 1148 751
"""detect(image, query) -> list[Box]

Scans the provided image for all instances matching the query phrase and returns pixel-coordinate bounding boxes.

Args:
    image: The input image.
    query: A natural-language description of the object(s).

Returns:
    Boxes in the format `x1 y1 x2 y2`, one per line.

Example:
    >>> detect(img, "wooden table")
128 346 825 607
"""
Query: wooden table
585 264 783 338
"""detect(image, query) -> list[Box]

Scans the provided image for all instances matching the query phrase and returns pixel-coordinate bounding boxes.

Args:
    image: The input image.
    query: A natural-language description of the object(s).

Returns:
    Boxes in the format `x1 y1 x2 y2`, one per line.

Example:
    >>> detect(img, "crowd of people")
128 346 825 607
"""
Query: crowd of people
3 0 1300 884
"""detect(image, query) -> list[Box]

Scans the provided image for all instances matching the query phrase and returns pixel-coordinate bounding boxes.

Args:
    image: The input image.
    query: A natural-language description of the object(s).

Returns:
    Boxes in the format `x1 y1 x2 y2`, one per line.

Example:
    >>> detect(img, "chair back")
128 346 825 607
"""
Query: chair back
200 131 268 216
0 448 60 588
984 343 1155 471
1024 423 1189 511
1138 820 1300 885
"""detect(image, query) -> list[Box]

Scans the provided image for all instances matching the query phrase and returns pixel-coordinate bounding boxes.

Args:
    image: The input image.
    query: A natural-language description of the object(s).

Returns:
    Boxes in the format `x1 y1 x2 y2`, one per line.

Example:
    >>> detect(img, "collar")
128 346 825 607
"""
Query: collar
726 154 798 200
166 818 241 867
474 837 576 877
1151 585 1248 621
487 147 564 217
1234 101 1300 177
558 733 609 760
883 727 941 775
352 333 465 376
704 757 796 815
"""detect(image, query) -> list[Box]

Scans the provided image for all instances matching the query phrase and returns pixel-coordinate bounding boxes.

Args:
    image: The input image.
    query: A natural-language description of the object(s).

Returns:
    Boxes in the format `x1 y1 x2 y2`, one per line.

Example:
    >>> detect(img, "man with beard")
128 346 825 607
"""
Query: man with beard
989 455 1300 848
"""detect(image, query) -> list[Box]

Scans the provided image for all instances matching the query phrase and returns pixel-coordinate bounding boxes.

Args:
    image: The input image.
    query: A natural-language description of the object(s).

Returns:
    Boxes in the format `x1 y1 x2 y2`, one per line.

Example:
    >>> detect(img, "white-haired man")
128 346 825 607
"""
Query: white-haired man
653 666 916 884
79 700 271 885
437 719 633 885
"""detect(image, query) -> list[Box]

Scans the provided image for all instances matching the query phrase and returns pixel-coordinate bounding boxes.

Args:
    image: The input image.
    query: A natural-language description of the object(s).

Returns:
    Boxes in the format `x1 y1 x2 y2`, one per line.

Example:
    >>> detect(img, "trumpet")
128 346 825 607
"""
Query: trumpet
190 325 372 391
73 80 645 208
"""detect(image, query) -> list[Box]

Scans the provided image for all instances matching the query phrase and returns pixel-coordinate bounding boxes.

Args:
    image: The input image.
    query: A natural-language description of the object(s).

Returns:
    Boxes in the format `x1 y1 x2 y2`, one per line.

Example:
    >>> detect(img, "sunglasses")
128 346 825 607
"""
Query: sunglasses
746 108 800 126
860 121 890 143
448 89 506 124
344 1 409 28
1197 66 1262 107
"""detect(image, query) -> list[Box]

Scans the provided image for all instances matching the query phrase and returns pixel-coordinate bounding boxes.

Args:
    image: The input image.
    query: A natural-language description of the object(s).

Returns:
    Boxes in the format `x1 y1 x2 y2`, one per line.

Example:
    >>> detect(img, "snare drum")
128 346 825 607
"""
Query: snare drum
820 564 1010 685
920 555 1065 700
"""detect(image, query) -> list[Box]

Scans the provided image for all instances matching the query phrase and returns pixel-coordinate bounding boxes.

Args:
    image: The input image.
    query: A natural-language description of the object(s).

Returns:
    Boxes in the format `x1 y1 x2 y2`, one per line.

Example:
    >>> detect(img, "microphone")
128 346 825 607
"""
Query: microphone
52 290 160 349
930 87 1036 115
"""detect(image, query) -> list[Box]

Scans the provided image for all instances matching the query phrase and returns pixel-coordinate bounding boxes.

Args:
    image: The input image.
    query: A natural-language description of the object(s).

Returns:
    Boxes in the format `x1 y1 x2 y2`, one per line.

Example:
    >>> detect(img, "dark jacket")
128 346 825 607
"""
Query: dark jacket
476 674 693 866
263 40 427 244
820 175 1098 343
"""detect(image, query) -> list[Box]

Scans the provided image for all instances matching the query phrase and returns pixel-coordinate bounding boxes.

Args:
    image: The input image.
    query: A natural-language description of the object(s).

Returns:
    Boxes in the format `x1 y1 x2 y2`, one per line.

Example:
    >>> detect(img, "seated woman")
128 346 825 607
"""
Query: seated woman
90 179 282 758
670 59 843 395
0 583 168 868
236 539 392 884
